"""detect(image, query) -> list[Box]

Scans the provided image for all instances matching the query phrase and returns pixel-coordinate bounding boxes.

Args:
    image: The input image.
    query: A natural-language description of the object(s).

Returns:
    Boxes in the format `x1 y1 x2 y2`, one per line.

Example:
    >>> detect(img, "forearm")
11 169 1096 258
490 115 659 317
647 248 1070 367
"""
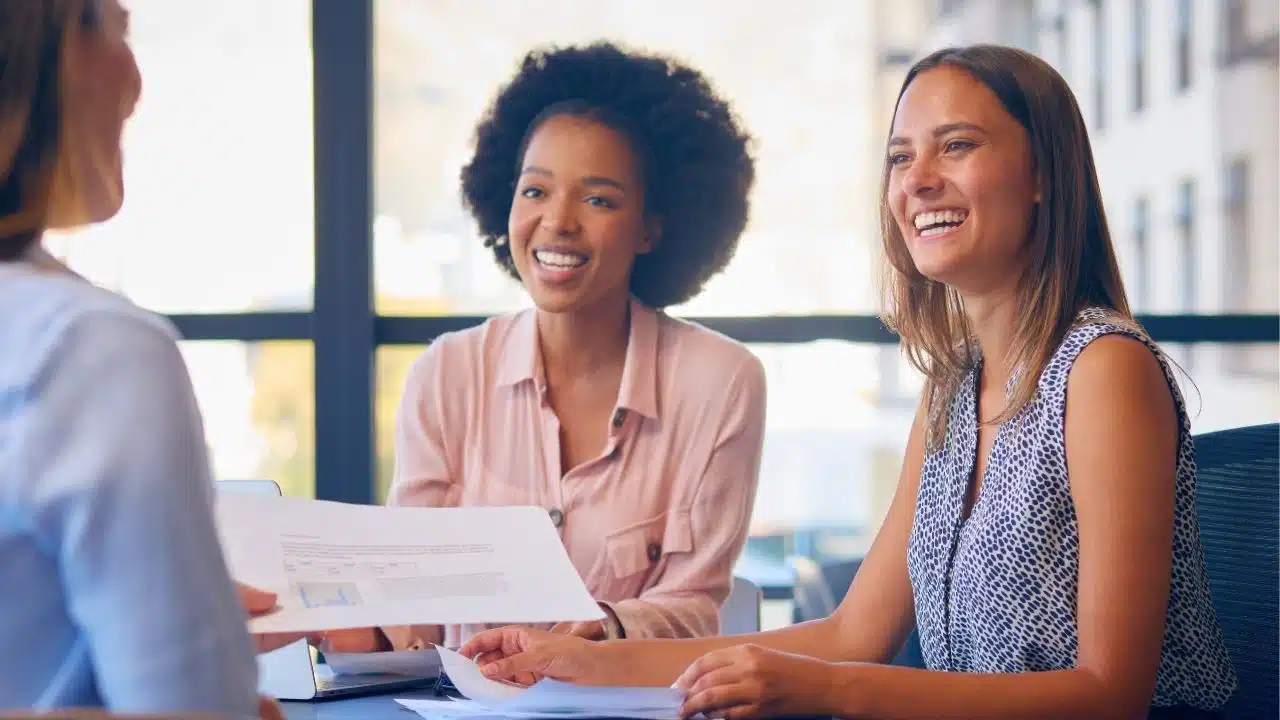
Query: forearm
594 616 848 687
829 663 1135 720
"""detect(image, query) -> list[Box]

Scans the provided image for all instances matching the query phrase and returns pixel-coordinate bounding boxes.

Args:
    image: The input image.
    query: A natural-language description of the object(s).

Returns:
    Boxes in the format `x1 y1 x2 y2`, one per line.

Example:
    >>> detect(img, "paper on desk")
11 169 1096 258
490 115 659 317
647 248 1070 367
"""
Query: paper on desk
323 647 442 677
398 697 680 719
215 493 605 634
431 646 685 718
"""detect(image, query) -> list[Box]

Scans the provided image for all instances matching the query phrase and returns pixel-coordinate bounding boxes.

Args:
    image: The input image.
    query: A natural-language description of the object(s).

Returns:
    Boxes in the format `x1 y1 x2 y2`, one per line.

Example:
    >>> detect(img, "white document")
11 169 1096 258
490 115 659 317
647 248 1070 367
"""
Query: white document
324 648 442 677
426 646 686 719
215 493 605 634
434 645 531 703
397 698 680 720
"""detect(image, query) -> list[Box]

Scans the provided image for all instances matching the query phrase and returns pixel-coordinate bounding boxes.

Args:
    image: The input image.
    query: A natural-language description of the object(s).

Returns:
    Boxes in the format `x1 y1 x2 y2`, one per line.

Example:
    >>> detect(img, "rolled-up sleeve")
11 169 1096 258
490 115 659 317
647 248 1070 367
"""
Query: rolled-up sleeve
19 312 259 715
604 355 767 639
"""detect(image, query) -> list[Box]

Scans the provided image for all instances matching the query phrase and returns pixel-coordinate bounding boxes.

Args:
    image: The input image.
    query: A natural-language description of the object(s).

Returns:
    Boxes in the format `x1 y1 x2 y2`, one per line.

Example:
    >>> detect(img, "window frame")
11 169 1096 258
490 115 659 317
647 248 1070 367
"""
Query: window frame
165 0 1279 505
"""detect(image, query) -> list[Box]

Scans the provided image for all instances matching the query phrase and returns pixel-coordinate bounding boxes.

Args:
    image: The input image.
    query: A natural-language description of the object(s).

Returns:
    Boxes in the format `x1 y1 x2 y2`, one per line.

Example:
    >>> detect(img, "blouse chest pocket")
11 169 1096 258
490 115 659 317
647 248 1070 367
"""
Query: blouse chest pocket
603 509 694 581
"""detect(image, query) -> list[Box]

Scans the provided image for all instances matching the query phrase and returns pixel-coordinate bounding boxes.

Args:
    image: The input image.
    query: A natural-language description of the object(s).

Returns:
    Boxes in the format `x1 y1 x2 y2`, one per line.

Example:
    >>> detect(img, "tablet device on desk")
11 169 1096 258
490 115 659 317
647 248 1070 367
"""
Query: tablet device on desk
216 479 439 700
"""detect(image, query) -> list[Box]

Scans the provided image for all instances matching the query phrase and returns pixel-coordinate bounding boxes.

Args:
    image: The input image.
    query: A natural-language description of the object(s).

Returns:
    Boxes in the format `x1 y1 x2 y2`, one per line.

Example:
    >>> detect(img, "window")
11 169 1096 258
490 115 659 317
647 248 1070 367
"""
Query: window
1092 0 1108 129
1132 196 1149 310
1132 0 1147 111
180 341 315 498
1223 0 1248 59
1223 160 1250 311
45 0 316 314
373 1 891 318
1052 11 1071 79
1175 0 1193 90
1176 180 1197 313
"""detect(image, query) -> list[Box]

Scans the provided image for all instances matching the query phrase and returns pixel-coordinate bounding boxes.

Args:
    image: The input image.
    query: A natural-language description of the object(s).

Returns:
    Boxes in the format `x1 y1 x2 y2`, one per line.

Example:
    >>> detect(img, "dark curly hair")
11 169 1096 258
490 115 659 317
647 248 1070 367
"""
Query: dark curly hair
459 41 755 309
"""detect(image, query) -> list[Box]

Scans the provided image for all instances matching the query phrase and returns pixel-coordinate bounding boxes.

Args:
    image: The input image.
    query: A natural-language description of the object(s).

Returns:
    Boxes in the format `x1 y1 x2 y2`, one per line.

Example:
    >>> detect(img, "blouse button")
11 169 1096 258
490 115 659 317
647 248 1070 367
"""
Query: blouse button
612 408 627 428
548 508 564 528
646 542 662 562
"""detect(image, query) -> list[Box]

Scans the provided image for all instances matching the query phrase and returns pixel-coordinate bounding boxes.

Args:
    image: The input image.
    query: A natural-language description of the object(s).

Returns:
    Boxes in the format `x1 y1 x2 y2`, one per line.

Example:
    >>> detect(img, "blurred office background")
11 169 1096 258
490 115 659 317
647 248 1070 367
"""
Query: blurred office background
45 0 1278 625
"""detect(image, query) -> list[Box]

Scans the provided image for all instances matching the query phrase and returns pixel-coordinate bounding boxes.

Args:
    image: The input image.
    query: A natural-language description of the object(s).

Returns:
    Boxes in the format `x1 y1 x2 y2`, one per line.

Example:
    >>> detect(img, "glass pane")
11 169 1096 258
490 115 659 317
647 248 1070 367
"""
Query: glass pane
372 0 900 316
45 0 315 313
1164 343 1280 431
181 340 314 498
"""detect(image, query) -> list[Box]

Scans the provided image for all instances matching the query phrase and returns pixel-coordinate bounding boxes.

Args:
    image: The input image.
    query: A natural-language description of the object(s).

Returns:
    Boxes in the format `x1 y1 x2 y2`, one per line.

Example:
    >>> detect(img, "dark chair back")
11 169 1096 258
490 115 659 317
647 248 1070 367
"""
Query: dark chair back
1193 423 1278 718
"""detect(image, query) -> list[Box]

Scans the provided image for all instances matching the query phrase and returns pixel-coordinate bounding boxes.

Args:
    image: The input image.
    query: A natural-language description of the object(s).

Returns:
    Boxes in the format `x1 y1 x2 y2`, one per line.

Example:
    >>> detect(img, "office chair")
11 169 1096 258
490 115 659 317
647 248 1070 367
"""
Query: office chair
1192 422 1278 718
719 576 763 635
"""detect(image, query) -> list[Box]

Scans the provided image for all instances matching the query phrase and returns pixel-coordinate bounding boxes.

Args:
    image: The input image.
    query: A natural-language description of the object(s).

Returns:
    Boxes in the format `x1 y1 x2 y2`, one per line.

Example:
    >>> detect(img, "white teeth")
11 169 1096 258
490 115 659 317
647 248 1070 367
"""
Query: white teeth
534 250 587 268
913 210 969 230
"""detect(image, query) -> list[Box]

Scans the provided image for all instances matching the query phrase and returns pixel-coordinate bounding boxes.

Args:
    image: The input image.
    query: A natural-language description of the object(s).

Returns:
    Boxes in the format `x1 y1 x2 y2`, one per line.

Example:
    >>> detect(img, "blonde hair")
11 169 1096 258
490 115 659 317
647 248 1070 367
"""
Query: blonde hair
0 0 105 260
879 45 1136 450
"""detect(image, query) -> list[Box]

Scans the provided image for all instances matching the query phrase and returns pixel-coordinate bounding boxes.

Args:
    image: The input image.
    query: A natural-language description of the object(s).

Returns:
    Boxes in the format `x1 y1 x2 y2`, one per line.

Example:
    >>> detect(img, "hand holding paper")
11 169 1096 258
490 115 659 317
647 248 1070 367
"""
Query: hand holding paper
215 494 605 634
410 646 687 719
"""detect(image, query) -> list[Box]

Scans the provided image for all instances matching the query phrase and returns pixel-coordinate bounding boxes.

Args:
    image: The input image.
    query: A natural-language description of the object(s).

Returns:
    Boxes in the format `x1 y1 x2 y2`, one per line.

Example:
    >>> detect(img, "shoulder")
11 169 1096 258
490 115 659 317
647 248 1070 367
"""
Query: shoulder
1067 332 1169 405
403 310 526 378
1065 334 1179 456
656 313 766 395
4 273 181 388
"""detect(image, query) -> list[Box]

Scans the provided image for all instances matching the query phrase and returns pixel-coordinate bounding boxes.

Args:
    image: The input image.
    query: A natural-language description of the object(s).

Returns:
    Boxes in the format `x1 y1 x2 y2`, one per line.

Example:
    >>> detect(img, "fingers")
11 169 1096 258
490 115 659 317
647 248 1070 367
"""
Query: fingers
478 647 551 683
460 627 515 659
685 667 746 702
674 647 743 690
258 695 286 720
680 682 758 719
237 584 278 616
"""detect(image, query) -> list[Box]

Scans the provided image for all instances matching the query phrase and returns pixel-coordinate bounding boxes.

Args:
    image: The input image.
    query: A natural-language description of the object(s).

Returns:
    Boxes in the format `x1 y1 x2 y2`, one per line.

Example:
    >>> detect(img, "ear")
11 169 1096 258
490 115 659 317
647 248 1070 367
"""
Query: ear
638 217 662 255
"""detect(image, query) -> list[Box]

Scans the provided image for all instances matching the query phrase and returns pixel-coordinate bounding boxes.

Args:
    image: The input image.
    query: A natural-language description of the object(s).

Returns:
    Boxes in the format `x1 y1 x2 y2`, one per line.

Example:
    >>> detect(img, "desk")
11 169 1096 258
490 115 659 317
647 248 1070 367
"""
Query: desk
280 688 440 719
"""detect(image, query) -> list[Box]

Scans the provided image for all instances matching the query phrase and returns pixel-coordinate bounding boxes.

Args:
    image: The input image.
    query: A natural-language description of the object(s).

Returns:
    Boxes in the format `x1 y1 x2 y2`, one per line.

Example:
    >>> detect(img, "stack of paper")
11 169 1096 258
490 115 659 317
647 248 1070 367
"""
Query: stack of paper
396 647 686 719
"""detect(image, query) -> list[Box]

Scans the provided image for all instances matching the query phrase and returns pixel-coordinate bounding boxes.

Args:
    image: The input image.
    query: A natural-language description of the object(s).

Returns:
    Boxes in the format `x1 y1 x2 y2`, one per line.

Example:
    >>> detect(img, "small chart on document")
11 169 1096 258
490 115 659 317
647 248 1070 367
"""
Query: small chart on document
295 581 363 609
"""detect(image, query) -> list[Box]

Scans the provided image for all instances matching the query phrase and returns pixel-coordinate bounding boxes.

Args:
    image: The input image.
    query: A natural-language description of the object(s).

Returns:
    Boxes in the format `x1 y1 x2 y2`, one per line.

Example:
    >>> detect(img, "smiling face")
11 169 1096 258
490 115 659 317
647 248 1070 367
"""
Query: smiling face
886 65 1041 294
507 113 655 315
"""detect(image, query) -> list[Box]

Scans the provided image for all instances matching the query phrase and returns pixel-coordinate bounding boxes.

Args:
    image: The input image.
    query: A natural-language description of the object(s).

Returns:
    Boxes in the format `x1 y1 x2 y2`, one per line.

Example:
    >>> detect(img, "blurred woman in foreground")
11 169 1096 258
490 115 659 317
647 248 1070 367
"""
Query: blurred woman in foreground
0 1 268 715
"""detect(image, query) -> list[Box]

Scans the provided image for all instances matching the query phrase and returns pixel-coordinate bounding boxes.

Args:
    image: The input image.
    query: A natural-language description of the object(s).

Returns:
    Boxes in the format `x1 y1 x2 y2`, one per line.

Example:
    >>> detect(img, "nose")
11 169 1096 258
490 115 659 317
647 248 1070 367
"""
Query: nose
901 153 943 197
540 195 580 236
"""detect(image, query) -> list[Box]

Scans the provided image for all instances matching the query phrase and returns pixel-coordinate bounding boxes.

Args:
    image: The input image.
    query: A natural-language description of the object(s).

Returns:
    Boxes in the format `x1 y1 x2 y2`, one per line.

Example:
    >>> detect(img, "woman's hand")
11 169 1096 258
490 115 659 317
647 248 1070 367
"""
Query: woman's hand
675 644 840 719
460 626 610 687
237 583 312 654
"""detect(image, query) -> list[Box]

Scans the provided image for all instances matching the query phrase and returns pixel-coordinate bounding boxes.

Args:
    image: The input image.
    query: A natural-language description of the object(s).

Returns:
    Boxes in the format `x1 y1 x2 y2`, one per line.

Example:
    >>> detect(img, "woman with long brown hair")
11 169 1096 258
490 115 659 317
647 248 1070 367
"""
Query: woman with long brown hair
0 1 266 715
456 44 1237 720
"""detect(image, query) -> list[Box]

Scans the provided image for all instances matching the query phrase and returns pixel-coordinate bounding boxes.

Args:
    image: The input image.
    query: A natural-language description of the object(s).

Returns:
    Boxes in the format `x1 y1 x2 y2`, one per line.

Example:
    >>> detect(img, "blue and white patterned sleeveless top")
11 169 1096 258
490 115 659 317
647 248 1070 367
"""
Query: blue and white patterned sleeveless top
906 309 1237 710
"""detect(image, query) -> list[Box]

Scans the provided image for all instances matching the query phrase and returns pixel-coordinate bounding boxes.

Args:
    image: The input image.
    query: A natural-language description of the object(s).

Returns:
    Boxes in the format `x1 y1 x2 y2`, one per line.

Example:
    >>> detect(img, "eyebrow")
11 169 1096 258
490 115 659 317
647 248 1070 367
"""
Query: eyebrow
887 121 988 148
520 166 627 191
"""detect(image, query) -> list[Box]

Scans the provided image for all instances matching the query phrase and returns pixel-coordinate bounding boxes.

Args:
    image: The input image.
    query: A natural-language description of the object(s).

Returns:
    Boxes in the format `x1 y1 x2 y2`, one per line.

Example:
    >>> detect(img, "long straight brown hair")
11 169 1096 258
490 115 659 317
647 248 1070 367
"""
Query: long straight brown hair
879 45 1134 448
0 0 102 261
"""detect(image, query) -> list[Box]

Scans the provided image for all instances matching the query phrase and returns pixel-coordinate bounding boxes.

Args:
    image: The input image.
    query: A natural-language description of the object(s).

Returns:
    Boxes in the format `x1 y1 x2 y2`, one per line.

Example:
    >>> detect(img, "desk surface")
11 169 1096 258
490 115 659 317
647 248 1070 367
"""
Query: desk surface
280 688 441 720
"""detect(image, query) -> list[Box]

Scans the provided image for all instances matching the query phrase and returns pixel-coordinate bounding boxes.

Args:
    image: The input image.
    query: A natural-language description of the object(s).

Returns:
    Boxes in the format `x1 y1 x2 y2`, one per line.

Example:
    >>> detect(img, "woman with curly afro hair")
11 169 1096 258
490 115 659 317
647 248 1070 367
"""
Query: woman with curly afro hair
323 42 768 654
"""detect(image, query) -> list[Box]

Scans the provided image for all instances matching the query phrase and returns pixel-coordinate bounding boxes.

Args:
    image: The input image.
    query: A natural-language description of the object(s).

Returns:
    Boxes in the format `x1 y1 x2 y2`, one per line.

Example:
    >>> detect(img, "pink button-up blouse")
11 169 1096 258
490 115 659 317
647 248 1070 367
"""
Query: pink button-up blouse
386 298 765 645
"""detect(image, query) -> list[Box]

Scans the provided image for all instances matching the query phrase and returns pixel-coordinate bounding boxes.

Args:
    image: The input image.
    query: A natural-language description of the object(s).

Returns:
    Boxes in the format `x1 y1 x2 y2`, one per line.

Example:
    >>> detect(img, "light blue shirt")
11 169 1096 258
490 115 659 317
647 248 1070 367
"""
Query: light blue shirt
0 259 259 715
